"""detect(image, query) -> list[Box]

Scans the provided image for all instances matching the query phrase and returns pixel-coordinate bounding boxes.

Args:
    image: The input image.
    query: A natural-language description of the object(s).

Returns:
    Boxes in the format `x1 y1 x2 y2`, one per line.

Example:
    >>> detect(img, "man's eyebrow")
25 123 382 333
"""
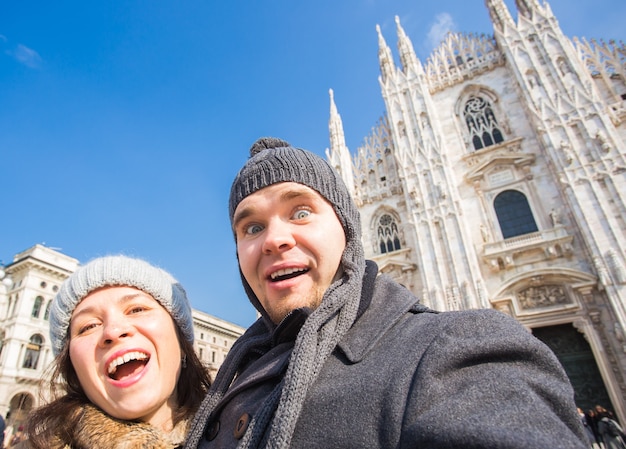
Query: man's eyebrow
233 207 254 229
279 187 318 202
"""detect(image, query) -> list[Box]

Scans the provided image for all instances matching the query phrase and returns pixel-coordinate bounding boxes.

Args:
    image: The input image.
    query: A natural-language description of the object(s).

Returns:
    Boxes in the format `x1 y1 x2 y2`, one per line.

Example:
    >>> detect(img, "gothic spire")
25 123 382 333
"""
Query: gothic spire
326 89 355 196
484 0 514 32
328 88 346 153
376 24 395 82
395 15 421 75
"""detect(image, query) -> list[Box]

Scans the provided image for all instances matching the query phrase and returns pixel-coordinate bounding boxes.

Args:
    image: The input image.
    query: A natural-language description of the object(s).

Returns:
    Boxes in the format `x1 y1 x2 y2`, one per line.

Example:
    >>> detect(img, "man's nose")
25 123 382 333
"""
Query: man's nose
262 219 296 254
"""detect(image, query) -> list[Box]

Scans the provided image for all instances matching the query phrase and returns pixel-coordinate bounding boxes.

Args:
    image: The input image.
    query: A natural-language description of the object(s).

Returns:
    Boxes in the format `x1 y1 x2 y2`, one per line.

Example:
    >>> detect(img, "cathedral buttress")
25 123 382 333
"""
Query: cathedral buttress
374 18 489 310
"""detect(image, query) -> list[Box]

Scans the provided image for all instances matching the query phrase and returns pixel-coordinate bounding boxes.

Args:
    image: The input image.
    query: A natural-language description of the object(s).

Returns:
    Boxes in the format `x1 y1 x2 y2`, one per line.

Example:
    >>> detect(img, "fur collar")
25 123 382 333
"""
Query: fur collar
51 404 191 448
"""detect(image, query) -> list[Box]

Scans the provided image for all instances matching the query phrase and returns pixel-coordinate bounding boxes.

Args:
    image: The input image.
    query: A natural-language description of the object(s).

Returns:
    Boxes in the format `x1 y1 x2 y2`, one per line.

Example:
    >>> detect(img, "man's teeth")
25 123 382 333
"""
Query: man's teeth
270 267 307 280
108 351 148 374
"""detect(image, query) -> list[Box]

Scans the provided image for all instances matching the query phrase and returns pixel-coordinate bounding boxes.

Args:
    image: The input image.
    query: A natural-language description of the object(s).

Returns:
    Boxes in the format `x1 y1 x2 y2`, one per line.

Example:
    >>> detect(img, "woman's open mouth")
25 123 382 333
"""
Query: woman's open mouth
107 351 149 381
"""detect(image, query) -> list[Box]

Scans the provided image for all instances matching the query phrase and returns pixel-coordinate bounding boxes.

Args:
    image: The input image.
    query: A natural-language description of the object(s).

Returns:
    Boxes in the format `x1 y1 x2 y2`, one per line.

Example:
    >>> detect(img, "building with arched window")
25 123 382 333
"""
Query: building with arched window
326 0 626 422
0 244 245 434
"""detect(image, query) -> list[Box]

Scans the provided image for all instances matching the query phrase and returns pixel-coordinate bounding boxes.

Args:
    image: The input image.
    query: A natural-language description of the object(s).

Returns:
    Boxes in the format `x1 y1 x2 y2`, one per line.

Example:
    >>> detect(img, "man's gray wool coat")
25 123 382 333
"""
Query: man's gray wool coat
194 262 587 448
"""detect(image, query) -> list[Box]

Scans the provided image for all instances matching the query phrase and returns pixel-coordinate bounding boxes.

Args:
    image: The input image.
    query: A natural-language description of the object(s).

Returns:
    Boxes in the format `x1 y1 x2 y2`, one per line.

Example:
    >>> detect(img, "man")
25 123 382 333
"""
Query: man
185 137 586 448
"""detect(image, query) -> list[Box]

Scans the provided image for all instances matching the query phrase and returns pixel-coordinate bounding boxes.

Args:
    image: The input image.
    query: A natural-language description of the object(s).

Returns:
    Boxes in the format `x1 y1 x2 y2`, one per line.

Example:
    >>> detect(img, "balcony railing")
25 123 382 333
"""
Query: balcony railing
483 226 573 271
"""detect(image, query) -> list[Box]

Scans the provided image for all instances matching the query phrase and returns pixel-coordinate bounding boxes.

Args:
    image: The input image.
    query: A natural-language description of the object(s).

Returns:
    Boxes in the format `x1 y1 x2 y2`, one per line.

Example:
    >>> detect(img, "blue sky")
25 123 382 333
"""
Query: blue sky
1 0 624 328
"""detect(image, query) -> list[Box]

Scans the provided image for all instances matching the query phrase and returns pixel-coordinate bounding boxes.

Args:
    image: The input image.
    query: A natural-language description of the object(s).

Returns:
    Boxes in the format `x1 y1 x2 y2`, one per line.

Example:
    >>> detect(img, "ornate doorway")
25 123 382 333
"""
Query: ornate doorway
532 324 613 413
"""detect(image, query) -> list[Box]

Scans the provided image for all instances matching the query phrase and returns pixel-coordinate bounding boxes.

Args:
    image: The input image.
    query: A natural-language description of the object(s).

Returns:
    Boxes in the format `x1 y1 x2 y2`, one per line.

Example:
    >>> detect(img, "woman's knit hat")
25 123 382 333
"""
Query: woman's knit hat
50 255 194 356
228 137 363 324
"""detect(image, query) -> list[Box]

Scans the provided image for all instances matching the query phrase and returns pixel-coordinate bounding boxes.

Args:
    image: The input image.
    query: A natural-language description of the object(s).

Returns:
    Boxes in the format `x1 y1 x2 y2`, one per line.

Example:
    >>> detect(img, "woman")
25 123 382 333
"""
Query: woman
23 255 211 448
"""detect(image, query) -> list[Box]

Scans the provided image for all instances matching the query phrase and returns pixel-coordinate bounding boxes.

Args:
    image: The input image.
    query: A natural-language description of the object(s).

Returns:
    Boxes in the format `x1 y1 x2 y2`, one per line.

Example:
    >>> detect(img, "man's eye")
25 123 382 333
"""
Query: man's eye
246 224 264 235
293 209 311 220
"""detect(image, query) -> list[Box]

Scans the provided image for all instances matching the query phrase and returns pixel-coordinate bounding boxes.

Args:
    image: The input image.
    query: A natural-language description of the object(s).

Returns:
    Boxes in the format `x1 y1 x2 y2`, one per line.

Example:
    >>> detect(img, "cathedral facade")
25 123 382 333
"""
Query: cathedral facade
327 0 626 421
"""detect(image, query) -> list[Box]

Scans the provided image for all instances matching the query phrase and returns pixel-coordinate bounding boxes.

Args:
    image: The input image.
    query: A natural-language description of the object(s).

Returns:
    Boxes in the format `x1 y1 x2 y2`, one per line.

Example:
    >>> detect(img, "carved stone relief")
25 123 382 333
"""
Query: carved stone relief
517 284 571 309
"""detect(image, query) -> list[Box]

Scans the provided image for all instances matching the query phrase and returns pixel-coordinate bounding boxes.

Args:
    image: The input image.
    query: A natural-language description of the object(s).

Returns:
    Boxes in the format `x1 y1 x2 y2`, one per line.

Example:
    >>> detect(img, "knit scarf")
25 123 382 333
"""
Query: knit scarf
184 241 366 449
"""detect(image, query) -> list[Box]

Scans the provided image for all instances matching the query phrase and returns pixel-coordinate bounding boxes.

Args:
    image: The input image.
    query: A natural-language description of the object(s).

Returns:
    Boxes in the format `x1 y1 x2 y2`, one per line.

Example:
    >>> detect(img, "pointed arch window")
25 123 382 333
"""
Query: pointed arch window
463 95 504 151
22 334 44 369
377 214 402 254
494 190 538 239
31 296 43 318
43 301 51 320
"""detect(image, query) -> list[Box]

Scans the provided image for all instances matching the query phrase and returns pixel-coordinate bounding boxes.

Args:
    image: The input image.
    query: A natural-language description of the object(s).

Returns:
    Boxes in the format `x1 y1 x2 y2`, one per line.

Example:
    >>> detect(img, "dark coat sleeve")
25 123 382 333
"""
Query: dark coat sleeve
400 309 587 448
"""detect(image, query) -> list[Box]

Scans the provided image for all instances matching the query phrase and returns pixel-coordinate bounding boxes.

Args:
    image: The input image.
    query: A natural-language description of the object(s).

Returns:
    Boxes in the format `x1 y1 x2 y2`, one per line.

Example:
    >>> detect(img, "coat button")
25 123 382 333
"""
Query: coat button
234 413 251 439
205 420 220 441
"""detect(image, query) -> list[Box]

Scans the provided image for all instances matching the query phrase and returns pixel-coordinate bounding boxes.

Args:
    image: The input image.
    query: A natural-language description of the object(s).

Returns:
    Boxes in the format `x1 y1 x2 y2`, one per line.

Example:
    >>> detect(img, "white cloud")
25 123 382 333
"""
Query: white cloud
426 12 456 49
13 44 42 69
0 35 42 68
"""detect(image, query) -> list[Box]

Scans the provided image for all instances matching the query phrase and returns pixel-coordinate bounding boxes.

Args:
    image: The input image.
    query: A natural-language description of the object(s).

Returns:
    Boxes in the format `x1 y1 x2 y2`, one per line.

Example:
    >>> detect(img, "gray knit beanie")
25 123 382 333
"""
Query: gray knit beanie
50 255 194 356
228 137 362 323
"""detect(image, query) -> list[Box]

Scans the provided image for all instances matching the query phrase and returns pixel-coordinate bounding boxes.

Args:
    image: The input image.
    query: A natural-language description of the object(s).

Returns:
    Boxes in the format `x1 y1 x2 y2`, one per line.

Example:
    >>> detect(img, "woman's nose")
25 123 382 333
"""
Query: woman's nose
100 319 133 346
